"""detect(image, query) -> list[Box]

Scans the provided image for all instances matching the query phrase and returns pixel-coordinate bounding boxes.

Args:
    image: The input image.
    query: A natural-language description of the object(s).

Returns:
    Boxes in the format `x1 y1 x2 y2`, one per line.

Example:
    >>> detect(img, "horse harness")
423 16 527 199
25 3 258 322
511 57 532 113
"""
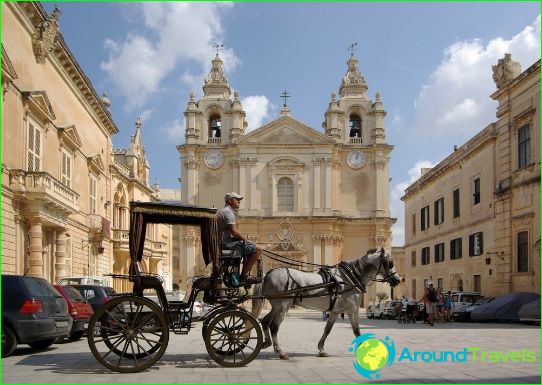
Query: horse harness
318 266 340 312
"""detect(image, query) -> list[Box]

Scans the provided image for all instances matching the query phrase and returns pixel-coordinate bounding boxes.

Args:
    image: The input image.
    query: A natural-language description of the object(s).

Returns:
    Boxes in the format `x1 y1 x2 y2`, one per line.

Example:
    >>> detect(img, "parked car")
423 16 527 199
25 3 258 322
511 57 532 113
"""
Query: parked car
71 285 117 312
383 300 402 319
372 303 385 319
451 291 485 314
452 297 494 321
519 299 540 324
54 285 94 341
59 276 110 286
471 292 540 322
365 304 376 319
2 275 73 357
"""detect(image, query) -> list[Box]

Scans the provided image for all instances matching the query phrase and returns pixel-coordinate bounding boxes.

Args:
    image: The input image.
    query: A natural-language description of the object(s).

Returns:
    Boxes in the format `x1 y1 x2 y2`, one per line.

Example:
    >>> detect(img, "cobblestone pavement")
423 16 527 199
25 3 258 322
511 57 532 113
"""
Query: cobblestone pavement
2 309 540 383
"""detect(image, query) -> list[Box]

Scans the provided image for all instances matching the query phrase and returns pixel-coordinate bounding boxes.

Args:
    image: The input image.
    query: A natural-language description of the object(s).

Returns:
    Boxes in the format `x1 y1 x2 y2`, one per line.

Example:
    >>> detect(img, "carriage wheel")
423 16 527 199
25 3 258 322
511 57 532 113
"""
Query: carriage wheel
204 309 262 367
87 295 169 373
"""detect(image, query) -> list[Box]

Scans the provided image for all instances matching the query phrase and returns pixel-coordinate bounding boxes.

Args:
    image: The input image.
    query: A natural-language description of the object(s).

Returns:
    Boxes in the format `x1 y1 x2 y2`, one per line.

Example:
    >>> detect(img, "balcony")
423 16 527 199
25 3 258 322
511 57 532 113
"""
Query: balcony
349 137 363 144
9 170 79 213
208 138 221 144
112 229 130 250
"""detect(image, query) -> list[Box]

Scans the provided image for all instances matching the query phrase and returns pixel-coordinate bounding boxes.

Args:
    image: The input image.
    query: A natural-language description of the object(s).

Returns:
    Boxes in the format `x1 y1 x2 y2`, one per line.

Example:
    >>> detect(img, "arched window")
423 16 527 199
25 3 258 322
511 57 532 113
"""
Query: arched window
209 114 221 138
277 177 294 212
349 114 361 138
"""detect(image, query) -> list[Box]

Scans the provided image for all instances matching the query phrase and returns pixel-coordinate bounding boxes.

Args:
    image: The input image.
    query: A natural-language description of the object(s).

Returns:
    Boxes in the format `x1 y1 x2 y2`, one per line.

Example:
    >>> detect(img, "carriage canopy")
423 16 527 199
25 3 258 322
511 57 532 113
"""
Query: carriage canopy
129 200 219 269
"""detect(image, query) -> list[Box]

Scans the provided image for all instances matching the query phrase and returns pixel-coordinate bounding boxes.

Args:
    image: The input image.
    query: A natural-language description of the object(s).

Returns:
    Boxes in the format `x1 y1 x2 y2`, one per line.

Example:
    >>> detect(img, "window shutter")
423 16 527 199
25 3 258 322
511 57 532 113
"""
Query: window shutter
479 233 483 254
469 234 474 256
434 201 438 225
458 239 462 258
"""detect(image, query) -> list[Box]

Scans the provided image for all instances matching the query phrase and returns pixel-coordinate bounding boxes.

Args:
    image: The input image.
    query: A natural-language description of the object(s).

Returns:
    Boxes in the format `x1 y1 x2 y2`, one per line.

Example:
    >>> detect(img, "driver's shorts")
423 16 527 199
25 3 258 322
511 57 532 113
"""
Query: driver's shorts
220 240 257 257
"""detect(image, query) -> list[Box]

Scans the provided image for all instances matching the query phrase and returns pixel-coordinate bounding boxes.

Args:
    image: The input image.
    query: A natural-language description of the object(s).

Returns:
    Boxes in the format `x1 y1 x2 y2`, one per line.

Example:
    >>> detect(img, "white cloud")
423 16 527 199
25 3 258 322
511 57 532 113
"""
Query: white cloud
138 109 154 123
160 119 185 142
241 95 272 131
391 160 438 246
101 2 238 110
413 15 540 137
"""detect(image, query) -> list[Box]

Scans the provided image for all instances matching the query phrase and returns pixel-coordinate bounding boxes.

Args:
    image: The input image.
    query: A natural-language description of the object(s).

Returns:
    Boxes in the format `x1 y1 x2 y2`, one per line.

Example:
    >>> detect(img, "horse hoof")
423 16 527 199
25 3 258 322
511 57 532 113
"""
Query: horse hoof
280 353 289 360
319 352 329 357
262 341 272 349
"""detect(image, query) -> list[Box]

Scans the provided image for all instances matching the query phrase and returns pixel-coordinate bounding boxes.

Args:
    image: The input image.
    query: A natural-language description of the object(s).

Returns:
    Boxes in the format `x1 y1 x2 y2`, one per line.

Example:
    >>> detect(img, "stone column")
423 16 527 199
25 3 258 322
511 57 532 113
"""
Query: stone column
185 160 199 204
325 159 332 209
54 230 67 283
185 235 196 280
27 219 43 278
324 235 333 265
313 159 321 210
238 159 247 198
312 235 321 265
249 158 257 210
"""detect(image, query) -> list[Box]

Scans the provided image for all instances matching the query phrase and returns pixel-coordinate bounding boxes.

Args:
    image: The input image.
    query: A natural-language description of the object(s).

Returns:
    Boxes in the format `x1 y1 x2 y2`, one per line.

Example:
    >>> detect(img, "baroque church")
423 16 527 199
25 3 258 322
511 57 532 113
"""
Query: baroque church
175 53 395 305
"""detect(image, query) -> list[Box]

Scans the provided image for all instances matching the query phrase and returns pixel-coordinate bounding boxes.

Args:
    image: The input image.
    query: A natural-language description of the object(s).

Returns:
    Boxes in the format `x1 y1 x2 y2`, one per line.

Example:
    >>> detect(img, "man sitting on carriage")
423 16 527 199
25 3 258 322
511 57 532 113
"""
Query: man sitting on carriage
217 192 262 285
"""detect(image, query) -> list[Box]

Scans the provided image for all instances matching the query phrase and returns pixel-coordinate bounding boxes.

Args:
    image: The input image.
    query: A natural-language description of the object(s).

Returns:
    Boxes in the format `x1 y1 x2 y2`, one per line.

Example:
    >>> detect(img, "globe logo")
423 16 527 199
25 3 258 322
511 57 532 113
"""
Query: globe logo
350 333 396 379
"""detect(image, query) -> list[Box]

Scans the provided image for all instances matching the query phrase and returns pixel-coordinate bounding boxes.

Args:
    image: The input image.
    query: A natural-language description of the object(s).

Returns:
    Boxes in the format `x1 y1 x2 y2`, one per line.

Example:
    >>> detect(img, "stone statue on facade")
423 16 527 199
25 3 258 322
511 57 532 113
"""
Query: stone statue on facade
32 6 61 64
492 53 521 89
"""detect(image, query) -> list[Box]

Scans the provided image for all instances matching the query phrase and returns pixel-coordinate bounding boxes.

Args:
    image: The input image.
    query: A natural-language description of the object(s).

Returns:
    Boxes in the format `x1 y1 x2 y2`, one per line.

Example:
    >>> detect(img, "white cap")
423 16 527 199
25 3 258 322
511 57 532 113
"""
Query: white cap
225 192 243 201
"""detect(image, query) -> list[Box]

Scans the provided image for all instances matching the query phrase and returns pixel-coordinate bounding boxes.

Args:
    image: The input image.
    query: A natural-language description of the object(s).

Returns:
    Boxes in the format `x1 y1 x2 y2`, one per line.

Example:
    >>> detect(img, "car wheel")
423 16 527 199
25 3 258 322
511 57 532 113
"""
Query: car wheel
2 325 17 358
28 339 55 350
69 330 85 341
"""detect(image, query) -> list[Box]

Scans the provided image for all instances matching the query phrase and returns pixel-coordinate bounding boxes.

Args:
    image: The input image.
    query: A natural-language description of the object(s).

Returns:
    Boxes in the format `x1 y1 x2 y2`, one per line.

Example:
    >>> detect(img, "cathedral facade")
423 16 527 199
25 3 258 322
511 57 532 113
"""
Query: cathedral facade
176 53 395 305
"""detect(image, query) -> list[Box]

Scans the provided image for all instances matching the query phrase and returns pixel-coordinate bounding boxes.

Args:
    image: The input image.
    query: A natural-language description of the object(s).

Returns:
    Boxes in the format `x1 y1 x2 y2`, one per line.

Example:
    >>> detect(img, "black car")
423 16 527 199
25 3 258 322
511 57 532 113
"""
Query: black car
71 285 117 311
2 275 73 357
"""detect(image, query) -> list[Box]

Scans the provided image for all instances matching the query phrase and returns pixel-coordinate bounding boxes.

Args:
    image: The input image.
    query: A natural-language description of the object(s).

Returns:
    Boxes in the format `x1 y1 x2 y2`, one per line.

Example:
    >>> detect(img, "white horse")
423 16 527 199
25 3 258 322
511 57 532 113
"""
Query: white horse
251 248 400 359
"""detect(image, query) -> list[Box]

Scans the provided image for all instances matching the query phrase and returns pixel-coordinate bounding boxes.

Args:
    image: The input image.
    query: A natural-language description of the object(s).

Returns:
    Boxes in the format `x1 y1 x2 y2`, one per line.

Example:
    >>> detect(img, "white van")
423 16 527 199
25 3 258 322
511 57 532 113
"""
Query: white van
451 291 484 312
59 276 109 286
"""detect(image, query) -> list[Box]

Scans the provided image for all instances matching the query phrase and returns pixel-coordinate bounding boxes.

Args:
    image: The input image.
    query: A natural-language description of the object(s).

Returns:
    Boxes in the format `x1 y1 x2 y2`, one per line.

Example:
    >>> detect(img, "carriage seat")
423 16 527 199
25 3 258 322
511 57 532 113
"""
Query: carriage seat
220 249 242 260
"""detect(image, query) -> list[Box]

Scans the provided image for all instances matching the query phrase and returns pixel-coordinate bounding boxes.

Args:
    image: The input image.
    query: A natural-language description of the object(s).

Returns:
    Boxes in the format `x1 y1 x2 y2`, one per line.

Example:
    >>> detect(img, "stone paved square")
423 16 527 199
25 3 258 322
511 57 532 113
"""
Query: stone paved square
2 310 540 384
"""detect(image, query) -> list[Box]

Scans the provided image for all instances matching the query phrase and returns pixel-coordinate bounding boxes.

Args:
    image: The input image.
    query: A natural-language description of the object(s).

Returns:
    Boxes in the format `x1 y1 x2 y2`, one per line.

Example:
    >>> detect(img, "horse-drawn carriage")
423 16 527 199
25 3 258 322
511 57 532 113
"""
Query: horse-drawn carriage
87 200 400 372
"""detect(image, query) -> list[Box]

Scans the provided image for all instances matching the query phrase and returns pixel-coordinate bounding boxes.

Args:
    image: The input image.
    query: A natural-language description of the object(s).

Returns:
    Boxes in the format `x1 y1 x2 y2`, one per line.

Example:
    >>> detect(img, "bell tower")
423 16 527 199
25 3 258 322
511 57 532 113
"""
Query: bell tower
183 53 247 145
322 52 387 145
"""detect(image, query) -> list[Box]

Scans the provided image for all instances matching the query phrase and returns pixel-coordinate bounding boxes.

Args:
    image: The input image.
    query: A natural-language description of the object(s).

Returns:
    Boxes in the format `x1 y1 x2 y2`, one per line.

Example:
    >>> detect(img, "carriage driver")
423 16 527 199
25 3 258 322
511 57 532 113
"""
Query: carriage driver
217 192 262 284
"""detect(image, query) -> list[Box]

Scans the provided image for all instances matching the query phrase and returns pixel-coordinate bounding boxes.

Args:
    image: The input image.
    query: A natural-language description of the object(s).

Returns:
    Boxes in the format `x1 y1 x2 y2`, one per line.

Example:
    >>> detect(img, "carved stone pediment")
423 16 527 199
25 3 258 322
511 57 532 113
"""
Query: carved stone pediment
22 90 56 123
87 154 105 174
236 116 335 145
57 124 82 151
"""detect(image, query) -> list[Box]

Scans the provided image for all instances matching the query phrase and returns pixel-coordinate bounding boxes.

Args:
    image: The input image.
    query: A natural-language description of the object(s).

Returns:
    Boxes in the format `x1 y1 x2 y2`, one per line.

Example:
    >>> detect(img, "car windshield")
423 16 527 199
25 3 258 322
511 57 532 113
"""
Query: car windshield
64 286 85 301
23 277 60 297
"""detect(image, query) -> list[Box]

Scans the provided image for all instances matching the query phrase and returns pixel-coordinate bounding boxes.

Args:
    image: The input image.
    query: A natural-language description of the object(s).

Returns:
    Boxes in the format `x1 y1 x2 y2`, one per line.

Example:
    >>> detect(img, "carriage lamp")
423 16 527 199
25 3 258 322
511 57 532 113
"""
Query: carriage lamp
485 251 504 265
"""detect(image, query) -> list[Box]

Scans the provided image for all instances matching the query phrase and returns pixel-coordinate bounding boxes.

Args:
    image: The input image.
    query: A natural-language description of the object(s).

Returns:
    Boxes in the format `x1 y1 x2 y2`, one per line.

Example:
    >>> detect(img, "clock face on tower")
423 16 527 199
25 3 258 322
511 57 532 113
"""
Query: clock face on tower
346 150 367 169
204 149 224 169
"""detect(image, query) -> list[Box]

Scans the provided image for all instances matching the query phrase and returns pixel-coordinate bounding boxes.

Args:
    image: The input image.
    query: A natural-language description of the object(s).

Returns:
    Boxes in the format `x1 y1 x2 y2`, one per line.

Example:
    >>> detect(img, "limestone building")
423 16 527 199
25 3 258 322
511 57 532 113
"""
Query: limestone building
401 55 540 298
1 2 172 291
176 53 396 305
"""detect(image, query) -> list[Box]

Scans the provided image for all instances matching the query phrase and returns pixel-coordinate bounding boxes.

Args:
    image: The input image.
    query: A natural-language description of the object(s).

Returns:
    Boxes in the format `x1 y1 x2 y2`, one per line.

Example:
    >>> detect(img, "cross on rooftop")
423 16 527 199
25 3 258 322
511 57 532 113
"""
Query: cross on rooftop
211 42 224 56
348 42 358 56
281 90 290 107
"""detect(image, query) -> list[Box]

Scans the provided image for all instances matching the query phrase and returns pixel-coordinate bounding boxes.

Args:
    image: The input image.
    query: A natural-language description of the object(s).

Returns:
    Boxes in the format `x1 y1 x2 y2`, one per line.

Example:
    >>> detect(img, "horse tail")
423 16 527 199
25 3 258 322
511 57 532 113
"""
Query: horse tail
251 280 266 319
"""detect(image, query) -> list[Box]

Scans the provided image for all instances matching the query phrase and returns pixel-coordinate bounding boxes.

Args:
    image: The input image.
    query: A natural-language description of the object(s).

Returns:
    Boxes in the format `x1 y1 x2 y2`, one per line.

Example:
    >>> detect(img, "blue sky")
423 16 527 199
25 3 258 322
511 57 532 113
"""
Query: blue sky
42 1 540 245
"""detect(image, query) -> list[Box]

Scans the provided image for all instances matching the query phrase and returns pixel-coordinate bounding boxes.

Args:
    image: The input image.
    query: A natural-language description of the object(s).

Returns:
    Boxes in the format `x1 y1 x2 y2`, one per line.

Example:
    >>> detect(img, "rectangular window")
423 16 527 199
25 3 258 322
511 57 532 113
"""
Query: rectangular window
472 177 480 205
517 231 529 272
518 125 531 168
412 213 416 236
437 278 443 290
411 250 416 267
453 188 460 218
435 243 445 263
421 247 430 265
89 175 97 214
61 150 72 188
473 274 481 293
434 198 444 225
469 232 484 256
411 279 416 300
27 120 42 171
421 206 430 231
450 238 462 260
